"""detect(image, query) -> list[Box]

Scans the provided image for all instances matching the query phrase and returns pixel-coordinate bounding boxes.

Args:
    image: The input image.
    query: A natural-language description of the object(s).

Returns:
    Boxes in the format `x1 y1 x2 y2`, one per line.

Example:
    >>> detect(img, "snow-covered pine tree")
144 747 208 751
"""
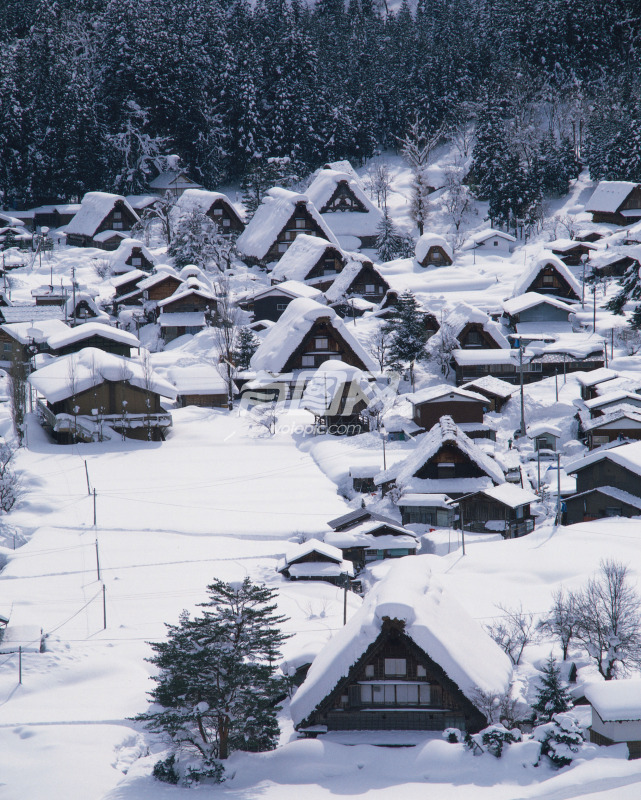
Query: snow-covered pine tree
376 210 414 262
531 656 572 723
234 326 260 370
168 209 222 269
137 578 289 785
382 290 428 388
605 260 641 315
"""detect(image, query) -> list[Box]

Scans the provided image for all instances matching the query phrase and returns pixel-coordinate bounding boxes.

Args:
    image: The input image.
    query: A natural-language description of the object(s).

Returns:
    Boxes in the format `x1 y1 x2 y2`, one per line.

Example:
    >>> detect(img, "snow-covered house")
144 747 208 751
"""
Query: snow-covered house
576 368 620 401
327 508 401 532
114 267 183 311
456 484 537 538
324 521 419 571
111 269 147 301
415 233 453 268
47 321 140 358
589 250 638 279
323 257 390 305
305 169 382 249
277 540 354 585
171 188 244 235
0 318 70 364
452 348 523 386
462 228 516 256
543 239 597 266
251 281 323 323
249 298 377 375
237 188 338 267
586 181 641 225
433 302 510 352
584 390 641 418
585 680 641 758
565 441 641 524
502 293 575 334
408 385 489 432
460 375 514 412
527 334 605 379
168 364 233 408
125 194 162 218
513 255 581 301
581 406 641 449
302 360 379 434
268 234 348 289
29 347 176 442
376 415 505 501
148 169 203 199
108 238 156 275
65 292 110 325
527 422 561 452
31 284 71 307
158 280 215 342
289 557 513 735
65 192 140 249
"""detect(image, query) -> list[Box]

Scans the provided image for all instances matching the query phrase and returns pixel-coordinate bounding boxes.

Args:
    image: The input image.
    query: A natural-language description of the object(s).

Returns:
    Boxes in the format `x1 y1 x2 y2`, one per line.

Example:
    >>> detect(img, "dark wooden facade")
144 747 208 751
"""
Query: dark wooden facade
279 549 345 584
412 396 486 431
121 244 154 273
297 618 487 733
565 488 641 525
263 202 330 263
591 185 641 225
51 334 134 358
339 262 390 302
253 291 300 322
457 492 535 538
319 180 368 213
177 391 228 408
160 291 215 315
458 322 503 349
144 276 183 303
551 243 596 266
282 317 370 371
204 197 245 235
523 263 580 300
273 244 346 289
417 246 453 268
592 255 637 279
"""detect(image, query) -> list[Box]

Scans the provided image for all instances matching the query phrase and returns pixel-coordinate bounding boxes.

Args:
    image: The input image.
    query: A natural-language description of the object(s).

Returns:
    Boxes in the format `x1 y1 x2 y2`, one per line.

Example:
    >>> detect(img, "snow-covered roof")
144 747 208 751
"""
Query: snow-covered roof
288 561 355 579
137 266 181 291
251 280 323 302
452 349 522 366
168 364 230 395
463 228 516 248
302 360 378 415
437 302 510 349
0 306 65 324
250 298 377 373
172 188 240 220
320 161 363 185
513 254 582 299
159 311 206 328
157 280 216 309
544 239 597 253
584 680 641 722
575 368 619 388
582 406 641 432
47 322 140 350
586 181 639 214
408 385 488 406
125 194 160 212
566 440 641 477
397 493 452 508
2 318 70 345
65 192 138 237
471 484 538 508
568 486 641 511
148 170 202 191
112 269 146 289
65 292 107 320
325 529 419 551
460 375 515 399
29 347 177 402
526 333 604 361
290 556 513 726
502 292 573 316
283 539 345 566
93 230 128 244
527 422 562 439
109 238 155 274
237 188 338 261
323 259 383 303
376 416 505 488
305 170 382 237
584 390 641 410
415 233 453 263
269 234 346 284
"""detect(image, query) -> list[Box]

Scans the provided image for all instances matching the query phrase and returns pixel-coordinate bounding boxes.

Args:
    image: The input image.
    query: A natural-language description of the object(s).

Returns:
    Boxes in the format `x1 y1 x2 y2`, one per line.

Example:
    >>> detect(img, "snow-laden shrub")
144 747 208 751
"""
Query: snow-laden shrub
152 753 225 786
443 727 464 744
532 713 585 768
152 754 179 784
466 724 521 758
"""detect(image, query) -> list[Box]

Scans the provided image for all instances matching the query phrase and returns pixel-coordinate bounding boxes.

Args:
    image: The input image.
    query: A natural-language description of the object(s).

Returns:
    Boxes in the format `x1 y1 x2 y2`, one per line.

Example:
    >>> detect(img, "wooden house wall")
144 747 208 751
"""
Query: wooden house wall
50 380 163 416
115 276 144 297
457 322 502 349
412 399 485 430
304 247 347 283
413 444 490 480
574 460 641 496
516 304 571 324
145 277 183 302
95 200 139 235
125 247 154 272
161 293 214 314
253 293 295 322
525 266 579 300
552 244 594 266
344 263 390 300
303 623 486 733
178 392 228 408
565 490 641 525
418 246 453 268
53 335 133 358
282 318 367 371
588 425 641 448
207 198 245 234
263 202 330 262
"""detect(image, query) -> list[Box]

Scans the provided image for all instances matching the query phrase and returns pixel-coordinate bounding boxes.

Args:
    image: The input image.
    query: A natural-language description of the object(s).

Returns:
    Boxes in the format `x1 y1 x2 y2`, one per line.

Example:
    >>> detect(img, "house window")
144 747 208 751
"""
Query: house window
222 219 231 227
359 682 431 705
384 658 406 676
605 507 623 517
365 284 376 293
131 257 141 266
464 330 483 347
295 218 307 229
437 462 456 479
301 355 315 367
396 684 419 704
276 302 288 311
324 268 336 276
431 249 443 262
416 665 426 677
542 274 555 286
113 222 123 230
113 211 122 220
315 337 329 350
278 242 289 253
493 240 498 246
515 505 524 519
592 435 609 445
3 342 12 354
213 208 223 215
365 664 374 677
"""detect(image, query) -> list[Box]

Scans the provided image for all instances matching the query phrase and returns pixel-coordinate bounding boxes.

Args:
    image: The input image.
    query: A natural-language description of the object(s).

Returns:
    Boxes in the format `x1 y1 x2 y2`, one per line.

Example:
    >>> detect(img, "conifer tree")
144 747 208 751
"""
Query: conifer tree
376 210 414 262
234 326 260 370
532 656 573 723
137 578 289 784
168 210 221 269
382 290 428 388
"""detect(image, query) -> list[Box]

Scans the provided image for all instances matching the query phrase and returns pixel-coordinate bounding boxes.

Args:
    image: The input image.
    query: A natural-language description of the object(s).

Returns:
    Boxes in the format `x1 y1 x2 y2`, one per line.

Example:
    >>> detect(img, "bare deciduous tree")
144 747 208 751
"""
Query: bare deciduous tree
573 559 641 679
442 166 472 240
9 345 28 444
486 603 537 666
366 327 392 371
537 588 578 660
470 684 521 727
428 320 459 378
212 278 241 409
0 442 23 512
364 160 392 210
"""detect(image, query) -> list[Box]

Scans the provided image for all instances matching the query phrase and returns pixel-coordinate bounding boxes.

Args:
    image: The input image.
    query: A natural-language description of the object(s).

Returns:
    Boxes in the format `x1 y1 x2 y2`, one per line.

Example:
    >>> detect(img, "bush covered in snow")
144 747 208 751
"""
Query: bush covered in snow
531 713 585 768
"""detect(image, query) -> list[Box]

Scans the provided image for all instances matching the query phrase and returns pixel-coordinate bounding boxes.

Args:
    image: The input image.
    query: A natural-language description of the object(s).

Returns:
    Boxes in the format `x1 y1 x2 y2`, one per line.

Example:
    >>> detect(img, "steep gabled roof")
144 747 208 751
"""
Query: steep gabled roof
290 556 513 726
269 234 347 284
566 440 641 477
503 292 574 316
137 266 181 292
430 302 510 350
47 321 140 350
323 258 387 303
109 238 156 274
327 508 400 531
305 170 382 237
301 359 379 415
65 192 138 237
513 254 582 299
251 280 323 303
460 375 515 400
149 170 202 191
586 181 639 214
415 233 453 263
171 188 243 223
408 385 488 407
376 416 505 488
250 297 377 373
463 228 516 248
237 188 338 261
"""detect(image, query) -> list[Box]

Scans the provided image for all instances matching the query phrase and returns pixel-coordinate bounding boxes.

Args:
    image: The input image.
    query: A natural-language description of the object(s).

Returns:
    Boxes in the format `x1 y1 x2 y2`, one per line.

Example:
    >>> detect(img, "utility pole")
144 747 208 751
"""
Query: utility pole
71 266 76 328
518 339 526 436
381 425 387 471
93 488 97 527
343 577 348 626
95 539 101 581
460 503 466 555
85 460 91 495
556 453 562 525
581 254 588 310
102 584 107 630
555 369 559 402
18 646 22 684
537 449 541 492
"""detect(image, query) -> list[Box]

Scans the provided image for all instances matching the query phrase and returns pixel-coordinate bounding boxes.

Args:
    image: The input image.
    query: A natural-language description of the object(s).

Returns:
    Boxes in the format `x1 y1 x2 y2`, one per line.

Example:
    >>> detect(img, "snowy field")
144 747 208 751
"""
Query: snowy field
2 156 641 798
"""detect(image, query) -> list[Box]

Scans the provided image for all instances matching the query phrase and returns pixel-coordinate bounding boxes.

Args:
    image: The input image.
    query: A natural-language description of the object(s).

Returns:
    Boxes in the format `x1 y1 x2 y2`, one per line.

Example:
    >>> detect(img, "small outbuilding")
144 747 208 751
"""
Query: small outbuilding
65 192 139 249
586 181 641 225
585 679 641 758
277 540 354 584
415 233 453 268
463 228 516 256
